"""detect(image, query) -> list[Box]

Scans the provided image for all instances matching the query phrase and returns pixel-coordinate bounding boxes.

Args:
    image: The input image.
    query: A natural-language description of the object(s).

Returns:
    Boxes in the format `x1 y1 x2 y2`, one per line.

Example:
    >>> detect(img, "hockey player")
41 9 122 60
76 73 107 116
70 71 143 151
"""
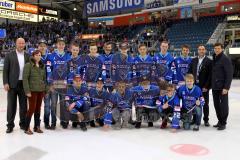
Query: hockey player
134 44 153 63
38 39 49 63
156 84 181 132
111 81 134 130
65 74 90 131
132 44 153 86
151 41 175 85
67 42 84 85
89 77 113 128
153 41 174 69
36 39 54 130
131 76 160 129
46 38 71 129
82 42 103 88
172 45 192 86
111 42 133 86
99 42 114 92
178 74 205 131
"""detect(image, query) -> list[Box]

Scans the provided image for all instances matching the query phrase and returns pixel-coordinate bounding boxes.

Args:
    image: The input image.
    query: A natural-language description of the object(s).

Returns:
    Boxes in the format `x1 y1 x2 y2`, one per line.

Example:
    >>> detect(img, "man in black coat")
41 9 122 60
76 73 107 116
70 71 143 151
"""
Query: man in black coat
3 38 29 133
189 45 212 126
212 43 233 130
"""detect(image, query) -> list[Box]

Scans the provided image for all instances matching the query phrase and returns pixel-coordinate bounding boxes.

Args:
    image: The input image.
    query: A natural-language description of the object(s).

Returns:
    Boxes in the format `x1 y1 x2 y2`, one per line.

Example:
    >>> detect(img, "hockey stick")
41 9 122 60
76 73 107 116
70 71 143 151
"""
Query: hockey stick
187 105 198 114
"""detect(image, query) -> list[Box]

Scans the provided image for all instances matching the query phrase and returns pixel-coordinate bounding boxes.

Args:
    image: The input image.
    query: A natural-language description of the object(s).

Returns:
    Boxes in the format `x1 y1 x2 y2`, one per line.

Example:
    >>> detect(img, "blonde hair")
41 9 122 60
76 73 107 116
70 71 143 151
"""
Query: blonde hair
185 74 194 81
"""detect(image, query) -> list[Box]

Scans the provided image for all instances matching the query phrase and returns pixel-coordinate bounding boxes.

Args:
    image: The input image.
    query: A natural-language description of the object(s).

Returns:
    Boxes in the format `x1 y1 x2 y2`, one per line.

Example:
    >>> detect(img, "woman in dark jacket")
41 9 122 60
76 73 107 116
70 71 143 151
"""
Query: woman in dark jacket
23 50 47 135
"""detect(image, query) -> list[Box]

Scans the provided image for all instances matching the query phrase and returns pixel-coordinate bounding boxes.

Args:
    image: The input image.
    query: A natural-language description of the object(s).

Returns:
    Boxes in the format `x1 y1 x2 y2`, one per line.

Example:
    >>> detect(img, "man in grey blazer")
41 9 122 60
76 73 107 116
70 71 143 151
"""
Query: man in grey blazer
3 38 29 133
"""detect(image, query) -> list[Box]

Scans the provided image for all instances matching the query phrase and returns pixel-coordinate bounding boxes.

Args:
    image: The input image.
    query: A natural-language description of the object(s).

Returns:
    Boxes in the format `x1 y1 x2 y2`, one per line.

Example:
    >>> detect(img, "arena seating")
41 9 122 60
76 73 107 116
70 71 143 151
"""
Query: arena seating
166 16 225 56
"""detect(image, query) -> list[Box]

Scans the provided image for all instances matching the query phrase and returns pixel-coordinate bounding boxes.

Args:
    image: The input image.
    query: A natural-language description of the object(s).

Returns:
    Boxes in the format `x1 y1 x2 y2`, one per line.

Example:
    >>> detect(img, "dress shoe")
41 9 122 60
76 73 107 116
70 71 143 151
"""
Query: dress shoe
6 128 13 134
217 125 226 130
204 122 210 127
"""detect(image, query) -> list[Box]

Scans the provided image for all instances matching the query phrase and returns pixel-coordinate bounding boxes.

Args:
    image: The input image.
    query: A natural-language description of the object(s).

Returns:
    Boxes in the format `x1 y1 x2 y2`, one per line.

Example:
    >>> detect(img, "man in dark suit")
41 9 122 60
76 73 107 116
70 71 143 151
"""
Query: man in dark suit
188 45 212 127
3 38 29 133
212 43 233 130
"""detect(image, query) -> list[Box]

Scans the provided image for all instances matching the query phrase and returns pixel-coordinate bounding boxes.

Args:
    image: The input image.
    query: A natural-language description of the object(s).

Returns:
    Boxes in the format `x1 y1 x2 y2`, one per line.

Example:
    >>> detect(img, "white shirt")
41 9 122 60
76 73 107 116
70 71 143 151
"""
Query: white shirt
16 50 25 80
197 56 205 78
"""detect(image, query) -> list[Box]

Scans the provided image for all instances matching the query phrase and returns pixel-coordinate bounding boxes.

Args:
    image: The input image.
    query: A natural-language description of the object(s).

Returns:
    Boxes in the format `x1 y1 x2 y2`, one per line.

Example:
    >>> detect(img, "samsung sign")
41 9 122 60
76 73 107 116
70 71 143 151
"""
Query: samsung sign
0 0 15 10
86 0 144 16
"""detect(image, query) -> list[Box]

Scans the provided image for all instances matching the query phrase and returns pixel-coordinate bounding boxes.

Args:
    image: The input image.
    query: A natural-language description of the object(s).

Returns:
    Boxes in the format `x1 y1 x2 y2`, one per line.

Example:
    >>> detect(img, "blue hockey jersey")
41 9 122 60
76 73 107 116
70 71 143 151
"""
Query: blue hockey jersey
157 93 180 112
113 89 134 110
132 55 153 84
151 63 173 84
99 53 114 85
64 84 90 114
156 93 181 129
41 51 51 64
172 56 192 84
46 50 71 84
153 52 174 69
178 85 205 110
131 85 160 107
82 55 103 83
67 55 85 84
133 55 153 63
111 53 134 83
89 88 113 107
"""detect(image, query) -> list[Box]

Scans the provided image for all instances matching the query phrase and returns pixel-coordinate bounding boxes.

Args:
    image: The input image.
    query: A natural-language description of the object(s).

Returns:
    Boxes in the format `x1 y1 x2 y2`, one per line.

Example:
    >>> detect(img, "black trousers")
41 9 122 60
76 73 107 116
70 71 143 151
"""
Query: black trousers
212 90 229 126
202 91 209 122
7 81 27 128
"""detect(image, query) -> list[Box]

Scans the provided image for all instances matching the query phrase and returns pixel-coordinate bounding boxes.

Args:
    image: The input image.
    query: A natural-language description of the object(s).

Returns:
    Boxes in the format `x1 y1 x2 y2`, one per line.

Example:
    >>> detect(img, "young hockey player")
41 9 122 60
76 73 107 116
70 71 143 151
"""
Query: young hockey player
134 44 153 63
99 42 114 92
65 74 90 131
89 77 113 128
111 42 133 85
178 74 205 131
82 42 103 88
131 76 160 129
132 44 153 86
38 39 49 64
110 81 134 130
153 41 174 69
36 39 54 130
172 45 192 86
46 38 71 129
67 42 84 84
156 84 181 132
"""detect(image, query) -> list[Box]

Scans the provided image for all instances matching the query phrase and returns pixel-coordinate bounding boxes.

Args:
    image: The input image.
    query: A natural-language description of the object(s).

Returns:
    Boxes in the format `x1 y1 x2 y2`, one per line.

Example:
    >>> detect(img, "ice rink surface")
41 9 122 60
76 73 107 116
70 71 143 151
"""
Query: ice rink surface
0 72 239 160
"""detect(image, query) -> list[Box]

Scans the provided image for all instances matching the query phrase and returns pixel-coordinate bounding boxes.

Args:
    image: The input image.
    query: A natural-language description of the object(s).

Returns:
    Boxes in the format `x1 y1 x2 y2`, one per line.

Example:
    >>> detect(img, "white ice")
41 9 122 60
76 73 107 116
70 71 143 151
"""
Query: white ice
0 72 239 160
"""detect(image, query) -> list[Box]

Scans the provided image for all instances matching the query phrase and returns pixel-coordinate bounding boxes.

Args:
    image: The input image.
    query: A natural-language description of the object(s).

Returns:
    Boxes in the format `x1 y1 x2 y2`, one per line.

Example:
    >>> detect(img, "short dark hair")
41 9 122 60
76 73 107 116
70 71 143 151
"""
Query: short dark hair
214 43 223 49
138 43 147 48
89 41 97 47
166 84 175 90
71 41 79 48
160 40 169 45
197 44 206 48
181 44 190 49
104 42 112 46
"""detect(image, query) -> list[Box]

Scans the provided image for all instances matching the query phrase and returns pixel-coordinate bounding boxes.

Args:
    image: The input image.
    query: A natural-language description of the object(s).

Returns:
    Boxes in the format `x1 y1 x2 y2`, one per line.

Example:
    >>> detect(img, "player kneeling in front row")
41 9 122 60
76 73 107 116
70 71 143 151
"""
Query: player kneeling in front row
109 81 134 130
178 74 205 131
65 74 90 131
89 77 114 128
132 76 160 129
157 84 181 132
